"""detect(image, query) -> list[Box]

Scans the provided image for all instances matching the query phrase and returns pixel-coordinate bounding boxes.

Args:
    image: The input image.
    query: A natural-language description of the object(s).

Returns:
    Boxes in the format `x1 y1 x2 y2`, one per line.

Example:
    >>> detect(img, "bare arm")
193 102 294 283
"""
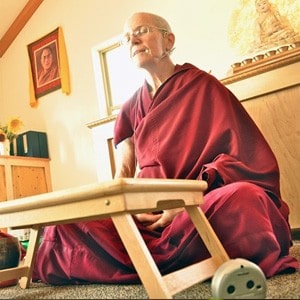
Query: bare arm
114 137 136 178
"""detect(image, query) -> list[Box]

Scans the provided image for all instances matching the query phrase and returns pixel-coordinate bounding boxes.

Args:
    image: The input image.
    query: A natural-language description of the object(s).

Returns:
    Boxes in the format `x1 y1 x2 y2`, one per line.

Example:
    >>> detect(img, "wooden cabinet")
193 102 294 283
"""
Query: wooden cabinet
0 156 52 235
0 156 52 201
241 86 300 230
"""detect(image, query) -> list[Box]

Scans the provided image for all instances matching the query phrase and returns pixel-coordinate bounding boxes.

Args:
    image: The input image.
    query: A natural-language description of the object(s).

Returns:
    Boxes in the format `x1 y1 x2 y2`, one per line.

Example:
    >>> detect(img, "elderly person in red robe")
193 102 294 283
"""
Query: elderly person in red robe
30 12 298 285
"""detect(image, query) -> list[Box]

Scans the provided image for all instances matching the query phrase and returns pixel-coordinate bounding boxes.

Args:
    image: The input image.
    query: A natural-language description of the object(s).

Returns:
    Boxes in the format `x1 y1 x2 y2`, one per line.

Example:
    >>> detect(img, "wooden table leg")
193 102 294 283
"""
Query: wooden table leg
19 226 42 289
112 213 172 299
185 206 229 262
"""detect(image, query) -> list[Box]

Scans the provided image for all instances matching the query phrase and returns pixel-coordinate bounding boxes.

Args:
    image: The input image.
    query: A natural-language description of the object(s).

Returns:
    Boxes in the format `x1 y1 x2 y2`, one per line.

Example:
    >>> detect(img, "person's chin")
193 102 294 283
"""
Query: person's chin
134 58 152 69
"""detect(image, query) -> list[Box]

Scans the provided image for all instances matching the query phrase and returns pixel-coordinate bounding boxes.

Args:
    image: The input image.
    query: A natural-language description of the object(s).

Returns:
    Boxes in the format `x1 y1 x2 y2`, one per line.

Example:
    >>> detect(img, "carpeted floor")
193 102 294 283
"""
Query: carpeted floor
1 241 299 299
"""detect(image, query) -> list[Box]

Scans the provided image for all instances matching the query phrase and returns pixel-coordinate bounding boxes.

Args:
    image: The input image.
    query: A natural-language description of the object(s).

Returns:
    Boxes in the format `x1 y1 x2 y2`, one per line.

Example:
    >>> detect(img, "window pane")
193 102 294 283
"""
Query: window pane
106 46 145 110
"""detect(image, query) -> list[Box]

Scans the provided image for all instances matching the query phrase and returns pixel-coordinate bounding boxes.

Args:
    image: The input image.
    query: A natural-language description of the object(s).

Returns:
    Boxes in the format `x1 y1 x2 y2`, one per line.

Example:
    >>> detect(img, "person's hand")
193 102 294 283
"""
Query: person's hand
134 208 184 231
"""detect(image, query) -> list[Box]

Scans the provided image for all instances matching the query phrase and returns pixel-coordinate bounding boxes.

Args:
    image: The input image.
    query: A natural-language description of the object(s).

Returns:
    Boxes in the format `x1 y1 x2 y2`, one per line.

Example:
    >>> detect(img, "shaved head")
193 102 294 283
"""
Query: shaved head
124 12 172 32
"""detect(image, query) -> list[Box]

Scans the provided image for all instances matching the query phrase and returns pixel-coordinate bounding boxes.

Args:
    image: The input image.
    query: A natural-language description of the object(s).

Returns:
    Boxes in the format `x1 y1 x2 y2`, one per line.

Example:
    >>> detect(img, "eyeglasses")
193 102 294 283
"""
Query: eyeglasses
121 25 168 45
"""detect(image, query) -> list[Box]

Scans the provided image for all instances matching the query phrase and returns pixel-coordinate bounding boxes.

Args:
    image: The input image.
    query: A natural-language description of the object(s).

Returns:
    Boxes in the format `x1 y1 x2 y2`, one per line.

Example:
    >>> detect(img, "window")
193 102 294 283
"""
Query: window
92 36 145 117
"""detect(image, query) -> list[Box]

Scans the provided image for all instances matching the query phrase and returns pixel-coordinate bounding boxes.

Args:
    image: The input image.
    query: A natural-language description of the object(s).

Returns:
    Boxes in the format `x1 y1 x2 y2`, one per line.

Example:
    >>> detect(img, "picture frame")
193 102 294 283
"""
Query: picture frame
27 28 61 98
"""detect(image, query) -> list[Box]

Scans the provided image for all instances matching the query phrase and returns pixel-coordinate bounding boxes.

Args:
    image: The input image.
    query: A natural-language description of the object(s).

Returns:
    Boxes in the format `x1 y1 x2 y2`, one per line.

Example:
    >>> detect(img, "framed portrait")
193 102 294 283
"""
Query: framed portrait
27 28 61 98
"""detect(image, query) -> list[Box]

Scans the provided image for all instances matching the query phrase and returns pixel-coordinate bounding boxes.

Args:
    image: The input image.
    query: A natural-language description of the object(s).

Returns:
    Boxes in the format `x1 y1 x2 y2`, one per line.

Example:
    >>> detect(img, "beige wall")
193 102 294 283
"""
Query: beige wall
0 0 240 190
1 0 299 194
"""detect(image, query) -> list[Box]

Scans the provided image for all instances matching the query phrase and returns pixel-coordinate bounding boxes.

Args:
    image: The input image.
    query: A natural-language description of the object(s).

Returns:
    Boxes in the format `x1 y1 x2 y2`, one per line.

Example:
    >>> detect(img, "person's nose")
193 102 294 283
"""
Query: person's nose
129 33 142 46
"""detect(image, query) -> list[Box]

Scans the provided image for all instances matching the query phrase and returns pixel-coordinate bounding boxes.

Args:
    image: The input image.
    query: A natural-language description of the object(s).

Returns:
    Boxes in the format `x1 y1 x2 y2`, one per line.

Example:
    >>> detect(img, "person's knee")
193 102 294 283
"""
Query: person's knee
224 182 271 207
226 181 265 197
202 181 267 213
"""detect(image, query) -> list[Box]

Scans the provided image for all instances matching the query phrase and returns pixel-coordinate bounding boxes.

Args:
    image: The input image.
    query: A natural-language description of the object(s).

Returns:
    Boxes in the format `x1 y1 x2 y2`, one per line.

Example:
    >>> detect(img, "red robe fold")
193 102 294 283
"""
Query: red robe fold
32 63 298 284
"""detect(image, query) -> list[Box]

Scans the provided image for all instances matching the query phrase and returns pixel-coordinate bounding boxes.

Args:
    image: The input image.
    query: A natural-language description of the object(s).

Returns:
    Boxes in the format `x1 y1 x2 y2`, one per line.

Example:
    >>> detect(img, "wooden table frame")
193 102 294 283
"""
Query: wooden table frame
0 178 229 299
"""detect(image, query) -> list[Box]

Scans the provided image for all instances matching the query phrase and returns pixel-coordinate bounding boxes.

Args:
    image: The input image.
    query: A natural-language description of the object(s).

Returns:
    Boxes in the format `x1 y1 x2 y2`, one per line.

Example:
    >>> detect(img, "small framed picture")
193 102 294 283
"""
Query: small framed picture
28 28 61 98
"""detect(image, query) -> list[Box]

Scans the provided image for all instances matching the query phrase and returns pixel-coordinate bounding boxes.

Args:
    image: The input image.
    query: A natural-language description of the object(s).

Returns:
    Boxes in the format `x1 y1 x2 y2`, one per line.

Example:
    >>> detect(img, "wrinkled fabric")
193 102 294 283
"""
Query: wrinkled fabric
32 63 298 284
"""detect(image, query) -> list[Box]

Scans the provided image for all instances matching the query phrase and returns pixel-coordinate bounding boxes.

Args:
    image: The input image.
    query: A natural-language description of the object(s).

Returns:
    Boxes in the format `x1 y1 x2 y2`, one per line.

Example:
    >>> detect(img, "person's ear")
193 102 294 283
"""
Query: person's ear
165 32 175 51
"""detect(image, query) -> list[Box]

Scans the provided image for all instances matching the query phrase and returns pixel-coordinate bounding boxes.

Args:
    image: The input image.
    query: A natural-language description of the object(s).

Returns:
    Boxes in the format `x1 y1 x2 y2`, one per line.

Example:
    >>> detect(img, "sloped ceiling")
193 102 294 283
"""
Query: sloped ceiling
0 0 44 58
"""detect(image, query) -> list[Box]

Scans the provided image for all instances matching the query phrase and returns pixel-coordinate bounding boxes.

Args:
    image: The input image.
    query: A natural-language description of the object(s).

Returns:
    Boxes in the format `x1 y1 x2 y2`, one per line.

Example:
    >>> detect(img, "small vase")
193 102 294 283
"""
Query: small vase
5 139 11 155
0 139 11 156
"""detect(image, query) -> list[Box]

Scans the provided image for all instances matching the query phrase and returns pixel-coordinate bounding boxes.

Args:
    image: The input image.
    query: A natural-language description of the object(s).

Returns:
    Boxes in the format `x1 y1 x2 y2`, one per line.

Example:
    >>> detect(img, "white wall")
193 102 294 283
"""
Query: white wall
0 0 243 191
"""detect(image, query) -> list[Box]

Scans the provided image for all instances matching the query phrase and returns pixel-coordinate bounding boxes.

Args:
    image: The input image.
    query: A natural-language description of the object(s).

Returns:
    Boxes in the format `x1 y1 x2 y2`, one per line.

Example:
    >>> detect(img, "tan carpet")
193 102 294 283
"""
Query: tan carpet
1 241 299 299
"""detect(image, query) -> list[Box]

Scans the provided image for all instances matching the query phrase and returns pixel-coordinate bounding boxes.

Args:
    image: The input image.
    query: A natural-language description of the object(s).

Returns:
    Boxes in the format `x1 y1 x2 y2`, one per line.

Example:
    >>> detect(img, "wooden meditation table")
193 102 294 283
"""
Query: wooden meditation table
0 178 229 299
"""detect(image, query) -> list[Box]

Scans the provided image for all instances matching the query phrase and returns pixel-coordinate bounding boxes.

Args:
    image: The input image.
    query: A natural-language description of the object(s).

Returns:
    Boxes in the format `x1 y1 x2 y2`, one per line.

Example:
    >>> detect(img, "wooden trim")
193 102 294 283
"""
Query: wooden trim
0 0 44 58
107 138 116 178
221 46 300 85
86 114 117 129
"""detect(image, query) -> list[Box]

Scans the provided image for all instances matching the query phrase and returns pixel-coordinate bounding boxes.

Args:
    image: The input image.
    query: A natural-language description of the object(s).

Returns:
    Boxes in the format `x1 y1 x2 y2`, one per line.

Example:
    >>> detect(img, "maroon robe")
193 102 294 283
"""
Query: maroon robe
32 63 298 285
